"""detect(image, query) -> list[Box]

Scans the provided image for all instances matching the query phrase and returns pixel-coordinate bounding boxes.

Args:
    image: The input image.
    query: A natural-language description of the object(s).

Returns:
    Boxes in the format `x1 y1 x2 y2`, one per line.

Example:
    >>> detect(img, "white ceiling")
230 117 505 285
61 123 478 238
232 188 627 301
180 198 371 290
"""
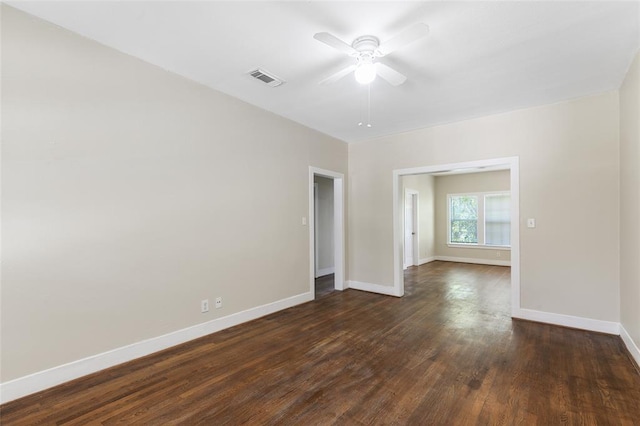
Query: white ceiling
7 1 640 143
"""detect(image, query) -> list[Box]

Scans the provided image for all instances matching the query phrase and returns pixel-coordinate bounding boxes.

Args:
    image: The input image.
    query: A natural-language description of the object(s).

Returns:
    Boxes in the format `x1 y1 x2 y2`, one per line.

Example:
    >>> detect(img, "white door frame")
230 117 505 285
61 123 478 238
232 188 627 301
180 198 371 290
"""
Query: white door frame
392 157 520 317
309 167 345 295
404 189 419 269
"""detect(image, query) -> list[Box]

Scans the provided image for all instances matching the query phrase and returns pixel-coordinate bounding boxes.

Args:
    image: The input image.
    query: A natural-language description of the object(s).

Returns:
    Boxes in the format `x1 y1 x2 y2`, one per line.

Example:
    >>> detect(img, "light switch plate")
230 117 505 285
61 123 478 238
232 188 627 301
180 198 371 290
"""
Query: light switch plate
527 218 536 228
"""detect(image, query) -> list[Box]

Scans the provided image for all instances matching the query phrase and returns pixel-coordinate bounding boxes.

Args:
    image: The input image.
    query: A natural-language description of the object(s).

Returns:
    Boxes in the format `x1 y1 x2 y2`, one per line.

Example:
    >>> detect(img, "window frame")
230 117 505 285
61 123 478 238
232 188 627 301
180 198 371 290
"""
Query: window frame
447 191 511 249
448 194 480 245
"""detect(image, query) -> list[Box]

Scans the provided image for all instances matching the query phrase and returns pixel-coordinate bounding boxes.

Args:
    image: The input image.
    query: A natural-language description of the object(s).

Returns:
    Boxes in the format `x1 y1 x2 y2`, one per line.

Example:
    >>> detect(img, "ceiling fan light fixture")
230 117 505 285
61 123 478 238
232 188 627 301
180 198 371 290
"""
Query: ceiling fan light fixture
354 59 377 84
314 23 428 87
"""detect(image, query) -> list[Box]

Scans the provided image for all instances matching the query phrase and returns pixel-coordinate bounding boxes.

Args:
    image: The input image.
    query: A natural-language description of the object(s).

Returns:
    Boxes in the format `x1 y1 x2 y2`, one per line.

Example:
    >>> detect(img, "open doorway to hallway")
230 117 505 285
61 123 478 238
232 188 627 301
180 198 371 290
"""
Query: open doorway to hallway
309 167 345 299
314 175 335 298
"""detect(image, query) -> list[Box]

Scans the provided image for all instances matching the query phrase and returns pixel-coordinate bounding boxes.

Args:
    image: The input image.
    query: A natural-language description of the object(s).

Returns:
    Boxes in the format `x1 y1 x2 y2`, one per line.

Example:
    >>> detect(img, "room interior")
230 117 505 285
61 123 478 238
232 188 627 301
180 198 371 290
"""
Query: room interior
402 169 511 268
1 1 639 421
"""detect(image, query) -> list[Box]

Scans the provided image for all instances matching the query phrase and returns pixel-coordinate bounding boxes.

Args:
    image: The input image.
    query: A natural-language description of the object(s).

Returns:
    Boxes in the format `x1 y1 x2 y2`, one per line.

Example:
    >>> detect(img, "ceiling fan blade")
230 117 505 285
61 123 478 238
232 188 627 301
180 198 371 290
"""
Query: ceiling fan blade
378 23 429 56
319 64 357 85
375 63 407 86
314 32 358 56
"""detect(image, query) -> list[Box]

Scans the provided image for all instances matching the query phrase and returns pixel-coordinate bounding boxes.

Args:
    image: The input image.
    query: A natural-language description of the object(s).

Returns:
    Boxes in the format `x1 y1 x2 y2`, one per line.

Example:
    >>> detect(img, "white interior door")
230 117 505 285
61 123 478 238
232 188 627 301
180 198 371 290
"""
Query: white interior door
404 193 415 269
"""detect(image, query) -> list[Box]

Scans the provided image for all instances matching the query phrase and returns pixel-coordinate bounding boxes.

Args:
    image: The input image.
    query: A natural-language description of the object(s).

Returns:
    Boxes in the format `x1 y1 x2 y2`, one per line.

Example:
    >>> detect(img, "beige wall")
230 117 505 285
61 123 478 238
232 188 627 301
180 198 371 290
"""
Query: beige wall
434 170 511 262
620 51 640 349
0 6 347 382
402 174 435 261
314 176 334 273
348 91 620 322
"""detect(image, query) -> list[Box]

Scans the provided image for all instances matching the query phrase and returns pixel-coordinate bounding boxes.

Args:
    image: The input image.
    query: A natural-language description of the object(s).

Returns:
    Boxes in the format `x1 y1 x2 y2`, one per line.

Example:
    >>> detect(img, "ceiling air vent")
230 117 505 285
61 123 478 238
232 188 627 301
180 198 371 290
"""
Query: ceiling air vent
248 68 285 87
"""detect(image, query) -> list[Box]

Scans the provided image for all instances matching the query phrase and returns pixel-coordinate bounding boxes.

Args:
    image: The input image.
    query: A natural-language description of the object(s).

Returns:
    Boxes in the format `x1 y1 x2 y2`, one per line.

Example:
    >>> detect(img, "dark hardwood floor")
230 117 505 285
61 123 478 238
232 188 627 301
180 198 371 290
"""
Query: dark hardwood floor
2 261 639 424
315 273 335 299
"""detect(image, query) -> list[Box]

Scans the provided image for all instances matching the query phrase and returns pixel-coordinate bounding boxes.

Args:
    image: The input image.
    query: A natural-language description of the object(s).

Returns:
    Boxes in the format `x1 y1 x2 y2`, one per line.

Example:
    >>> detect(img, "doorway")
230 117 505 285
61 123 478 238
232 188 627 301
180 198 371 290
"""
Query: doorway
404 190 418 269
309 167 345 298
392 157 520 316
314 176 335 297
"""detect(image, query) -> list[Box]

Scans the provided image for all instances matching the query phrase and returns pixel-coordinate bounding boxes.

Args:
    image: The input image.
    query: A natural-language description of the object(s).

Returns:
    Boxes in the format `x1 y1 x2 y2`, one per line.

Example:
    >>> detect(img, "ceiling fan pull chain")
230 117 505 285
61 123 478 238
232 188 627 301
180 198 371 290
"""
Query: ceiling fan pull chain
367 84 372 128
357 82 372 128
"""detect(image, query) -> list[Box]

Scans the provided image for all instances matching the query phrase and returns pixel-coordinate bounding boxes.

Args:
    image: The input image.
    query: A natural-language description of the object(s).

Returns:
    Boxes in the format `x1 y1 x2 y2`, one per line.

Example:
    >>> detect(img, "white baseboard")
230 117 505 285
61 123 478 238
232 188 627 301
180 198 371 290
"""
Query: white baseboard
418 257 436 265
620 324 640 368
3 288 633 405
435 255 511 267
513 308 620 335
0 292 313 404
315 267 335 278
346 280 401 297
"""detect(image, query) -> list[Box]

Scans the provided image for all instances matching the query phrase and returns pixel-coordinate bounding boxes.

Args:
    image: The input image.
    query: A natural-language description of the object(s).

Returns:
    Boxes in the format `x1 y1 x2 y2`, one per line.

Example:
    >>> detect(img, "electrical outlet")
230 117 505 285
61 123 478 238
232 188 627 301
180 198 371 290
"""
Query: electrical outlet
496 251 501 258
201 299 209 313
215 297 222 309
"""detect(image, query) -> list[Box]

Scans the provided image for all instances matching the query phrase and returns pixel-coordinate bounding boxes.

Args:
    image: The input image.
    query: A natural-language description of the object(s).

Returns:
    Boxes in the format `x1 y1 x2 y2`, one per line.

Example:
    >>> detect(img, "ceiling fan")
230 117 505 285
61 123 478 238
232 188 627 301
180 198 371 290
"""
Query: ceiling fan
313 23 429 86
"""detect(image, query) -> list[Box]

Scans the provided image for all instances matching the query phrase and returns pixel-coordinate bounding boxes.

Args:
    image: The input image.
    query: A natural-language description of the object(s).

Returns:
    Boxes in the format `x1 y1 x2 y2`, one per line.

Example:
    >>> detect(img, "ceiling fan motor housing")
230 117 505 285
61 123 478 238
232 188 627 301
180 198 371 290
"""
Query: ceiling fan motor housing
352 35 381 57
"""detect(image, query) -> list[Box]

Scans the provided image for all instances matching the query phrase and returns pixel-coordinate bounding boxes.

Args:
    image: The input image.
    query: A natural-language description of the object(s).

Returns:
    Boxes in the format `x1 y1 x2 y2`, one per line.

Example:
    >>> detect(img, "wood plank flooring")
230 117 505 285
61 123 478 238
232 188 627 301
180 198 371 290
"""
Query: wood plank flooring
2 261 639 424
315 274 335 299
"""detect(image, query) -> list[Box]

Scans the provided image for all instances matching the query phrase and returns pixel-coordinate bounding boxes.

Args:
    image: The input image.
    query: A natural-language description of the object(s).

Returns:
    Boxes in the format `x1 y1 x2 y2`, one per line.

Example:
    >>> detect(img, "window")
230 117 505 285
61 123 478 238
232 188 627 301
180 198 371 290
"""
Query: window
485 194 510 246
449 195 478 244
448 192 511 247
